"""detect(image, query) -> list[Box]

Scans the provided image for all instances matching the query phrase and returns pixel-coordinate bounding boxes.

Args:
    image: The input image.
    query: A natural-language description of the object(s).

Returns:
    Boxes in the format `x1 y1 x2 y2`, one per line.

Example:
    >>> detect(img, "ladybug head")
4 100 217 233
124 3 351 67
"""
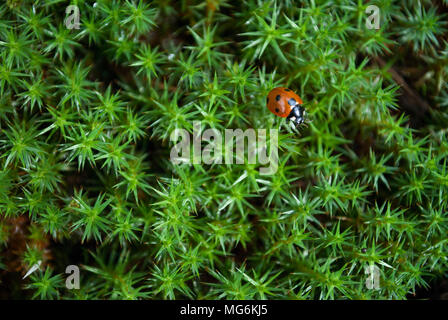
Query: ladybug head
295 105 305 125
287 105 306 127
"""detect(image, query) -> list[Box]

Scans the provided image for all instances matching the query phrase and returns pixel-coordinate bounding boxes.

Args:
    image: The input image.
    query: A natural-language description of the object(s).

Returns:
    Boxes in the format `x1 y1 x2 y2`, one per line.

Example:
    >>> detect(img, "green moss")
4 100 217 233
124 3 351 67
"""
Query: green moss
0 0 447 299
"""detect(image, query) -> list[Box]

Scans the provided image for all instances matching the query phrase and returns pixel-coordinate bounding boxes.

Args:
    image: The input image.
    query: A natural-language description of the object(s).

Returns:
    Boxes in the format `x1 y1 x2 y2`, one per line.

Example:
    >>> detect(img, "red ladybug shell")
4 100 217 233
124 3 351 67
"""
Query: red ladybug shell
267 87 303 118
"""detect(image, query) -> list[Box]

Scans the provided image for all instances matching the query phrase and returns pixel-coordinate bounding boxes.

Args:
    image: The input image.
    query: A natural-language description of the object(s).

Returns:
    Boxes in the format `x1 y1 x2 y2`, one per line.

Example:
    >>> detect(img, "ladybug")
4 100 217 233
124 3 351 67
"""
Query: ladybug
266 87 305 127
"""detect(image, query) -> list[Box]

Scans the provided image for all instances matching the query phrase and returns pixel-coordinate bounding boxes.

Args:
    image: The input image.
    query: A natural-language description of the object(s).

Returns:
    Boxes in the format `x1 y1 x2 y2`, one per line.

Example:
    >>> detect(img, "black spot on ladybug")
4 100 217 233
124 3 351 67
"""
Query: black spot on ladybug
288 98 296 106
276 94 281 101
285 89 290 92
275 108 279 113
